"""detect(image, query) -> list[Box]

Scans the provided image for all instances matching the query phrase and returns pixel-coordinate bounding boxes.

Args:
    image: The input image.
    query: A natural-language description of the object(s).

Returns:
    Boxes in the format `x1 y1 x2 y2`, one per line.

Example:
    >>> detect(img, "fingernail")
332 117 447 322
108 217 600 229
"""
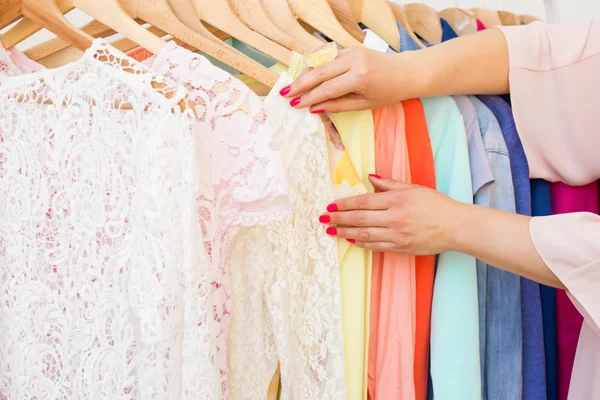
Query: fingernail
369 174 382 179
290 97 301 107
279 85 291 96
326 227 337 236
327 203 338 212
311 109 325 114
347 239 356 244
319 215 331 223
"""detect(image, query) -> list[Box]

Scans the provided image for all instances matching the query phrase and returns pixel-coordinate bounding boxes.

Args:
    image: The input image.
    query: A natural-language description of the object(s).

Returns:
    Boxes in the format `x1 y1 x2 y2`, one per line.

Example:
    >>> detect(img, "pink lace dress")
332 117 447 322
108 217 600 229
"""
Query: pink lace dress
141 42 291 398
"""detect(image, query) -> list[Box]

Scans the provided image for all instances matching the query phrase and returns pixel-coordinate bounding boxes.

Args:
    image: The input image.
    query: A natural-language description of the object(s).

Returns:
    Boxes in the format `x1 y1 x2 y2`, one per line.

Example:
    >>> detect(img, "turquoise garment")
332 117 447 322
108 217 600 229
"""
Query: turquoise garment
421 97 482 400
200 38 277 73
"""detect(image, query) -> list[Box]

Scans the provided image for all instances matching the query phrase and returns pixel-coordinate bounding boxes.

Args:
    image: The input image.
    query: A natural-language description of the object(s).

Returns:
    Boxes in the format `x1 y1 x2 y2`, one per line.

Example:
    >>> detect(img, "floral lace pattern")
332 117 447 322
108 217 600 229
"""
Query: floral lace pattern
227 75 346 399
143 42 290 398
0 41 217 399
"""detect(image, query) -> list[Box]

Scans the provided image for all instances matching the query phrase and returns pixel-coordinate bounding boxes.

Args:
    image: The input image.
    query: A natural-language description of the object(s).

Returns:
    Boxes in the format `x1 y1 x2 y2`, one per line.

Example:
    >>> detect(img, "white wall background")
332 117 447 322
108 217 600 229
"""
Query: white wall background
8 0 600 50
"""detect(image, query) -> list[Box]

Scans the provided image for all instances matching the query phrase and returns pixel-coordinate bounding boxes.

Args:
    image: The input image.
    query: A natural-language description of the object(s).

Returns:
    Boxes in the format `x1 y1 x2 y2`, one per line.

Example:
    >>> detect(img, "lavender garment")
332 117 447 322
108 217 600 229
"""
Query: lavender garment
453 95 494 196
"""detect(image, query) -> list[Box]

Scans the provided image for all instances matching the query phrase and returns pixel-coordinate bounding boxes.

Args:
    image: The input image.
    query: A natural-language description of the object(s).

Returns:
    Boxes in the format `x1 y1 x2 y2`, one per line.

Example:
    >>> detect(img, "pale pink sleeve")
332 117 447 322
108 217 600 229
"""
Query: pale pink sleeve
530 213 600 334
497 21 600 186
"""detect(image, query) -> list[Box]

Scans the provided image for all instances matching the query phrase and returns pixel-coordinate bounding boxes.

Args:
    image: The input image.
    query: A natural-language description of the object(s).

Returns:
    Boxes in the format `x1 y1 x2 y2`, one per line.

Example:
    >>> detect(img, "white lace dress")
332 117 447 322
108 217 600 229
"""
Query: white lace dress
226 75 347 399
142 42 290 399
0 41 213 399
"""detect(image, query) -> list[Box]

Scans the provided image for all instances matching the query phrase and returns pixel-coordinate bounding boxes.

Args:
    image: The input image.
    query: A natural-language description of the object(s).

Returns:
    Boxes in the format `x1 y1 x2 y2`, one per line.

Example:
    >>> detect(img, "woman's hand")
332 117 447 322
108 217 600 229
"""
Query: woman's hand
280 47 421 113
320 175 464 255
279 29 511 113
322 175 564 289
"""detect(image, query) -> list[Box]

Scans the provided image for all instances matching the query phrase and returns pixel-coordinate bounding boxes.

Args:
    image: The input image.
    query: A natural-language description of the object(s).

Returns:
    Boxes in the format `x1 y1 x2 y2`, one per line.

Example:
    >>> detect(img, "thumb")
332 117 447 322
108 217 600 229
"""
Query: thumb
368 174 410 192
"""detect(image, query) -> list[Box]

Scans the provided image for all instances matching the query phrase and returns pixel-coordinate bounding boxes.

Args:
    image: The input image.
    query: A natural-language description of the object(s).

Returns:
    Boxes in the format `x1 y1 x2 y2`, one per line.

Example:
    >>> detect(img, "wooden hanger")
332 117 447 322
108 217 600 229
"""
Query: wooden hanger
20 0 95 50
326 0 366 42
167 0 231 42
287 0 364 48
1 0 74 49
403 2 442 44
228 0 306 53
36 25 183 68
347 0 400 51
519 14 540 24
261 0 325 50
389 1 426 49
127 0 281 86
439 8 477 36
25 19 124 61
470 8 502 27
191 0 292 65
497 10 520 26
0 0 25 29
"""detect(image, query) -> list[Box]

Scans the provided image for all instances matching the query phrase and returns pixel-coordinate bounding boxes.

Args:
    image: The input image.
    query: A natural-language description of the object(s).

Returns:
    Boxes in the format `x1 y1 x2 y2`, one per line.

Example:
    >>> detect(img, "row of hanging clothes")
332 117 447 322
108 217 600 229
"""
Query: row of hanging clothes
0 0 572 400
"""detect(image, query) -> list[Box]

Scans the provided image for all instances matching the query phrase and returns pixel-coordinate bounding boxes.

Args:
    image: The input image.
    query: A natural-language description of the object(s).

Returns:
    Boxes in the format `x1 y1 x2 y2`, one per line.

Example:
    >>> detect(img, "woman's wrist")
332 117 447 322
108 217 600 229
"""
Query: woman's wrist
444 201 473 253
389 51 434 101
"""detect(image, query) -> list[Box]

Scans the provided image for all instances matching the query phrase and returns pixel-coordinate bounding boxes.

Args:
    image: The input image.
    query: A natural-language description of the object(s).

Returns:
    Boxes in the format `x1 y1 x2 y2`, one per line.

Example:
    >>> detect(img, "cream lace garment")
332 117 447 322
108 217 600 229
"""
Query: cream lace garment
0 41 214 399
227 75 347 399
143 42 291 399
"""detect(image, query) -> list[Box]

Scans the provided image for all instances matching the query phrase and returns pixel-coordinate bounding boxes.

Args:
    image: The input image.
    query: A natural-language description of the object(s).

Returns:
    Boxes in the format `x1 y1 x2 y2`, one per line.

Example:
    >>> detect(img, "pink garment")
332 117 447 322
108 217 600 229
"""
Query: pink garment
369 104 416 400
7 46 44 74
498 22 600 398
550 182 598 400
477 19 487 31
132 43 290 397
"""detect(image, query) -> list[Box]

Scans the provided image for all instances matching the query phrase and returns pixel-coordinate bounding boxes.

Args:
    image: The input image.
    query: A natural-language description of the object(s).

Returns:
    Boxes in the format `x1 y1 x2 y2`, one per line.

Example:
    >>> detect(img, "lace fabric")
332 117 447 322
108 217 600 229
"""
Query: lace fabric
142 42 290 399
226 74 346 400
0 41 217 399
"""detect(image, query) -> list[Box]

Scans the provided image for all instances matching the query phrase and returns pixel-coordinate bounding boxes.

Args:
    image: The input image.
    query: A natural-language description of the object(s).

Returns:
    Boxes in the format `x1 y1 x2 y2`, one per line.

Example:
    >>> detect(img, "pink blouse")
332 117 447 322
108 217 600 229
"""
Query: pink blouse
498 21 600 398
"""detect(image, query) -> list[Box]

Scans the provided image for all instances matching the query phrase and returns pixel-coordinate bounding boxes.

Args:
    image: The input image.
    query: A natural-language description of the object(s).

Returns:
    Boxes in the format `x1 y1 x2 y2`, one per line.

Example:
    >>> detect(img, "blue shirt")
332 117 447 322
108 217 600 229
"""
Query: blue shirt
478 95 547 400
441 18 459 41
470 96 523 400
398 21 423 52
530 179 559 400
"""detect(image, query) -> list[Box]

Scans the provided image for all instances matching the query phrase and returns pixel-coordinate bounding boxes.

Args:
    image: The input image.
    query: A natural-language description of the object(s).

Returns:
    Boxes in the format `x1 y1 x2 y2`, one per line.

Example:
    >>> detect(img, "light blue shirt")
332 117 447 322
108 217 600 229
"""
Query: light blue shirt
421 96 482 400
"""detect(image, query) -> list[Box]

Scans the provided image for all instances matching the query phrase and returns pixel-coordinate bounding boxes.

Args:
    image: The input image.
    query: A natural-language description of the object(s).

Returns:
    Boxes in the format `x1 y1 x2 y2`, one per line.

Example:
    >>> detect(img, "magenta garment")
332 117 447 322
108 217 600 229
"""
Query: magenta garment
550 182 598 400
477 19 487 31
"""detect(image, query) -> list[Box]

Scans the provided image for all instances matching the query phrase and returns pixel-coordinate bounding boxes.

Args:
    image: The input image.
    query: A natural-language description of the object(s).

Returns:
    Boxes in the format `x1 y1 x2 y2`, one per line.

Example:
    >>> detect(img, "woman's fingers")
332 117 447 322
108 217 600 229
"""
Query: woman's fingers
285 59 351 99
350 241 397 252
328 226 389 242
328 192 392 212
308 94 370 114
321 210 390 228
292 75 357 109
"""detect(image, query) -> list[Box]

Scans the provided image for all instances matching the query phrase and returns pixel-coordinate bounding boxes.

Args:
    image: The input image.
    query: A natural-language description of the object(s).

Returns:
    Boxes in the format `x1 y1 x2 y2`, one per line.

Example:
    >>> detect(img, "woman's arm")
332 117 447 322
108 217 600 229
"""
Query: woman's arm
283 29 510 113
321 176 564 288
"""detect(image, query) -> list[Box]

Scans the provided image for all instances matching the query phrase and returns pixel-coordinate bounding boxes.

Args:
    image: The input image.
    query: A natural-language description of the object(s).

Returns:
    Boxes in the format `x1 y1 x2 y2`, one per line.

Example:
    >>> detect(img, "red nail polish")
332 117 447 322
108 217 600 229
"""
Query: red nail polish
290 97 301 107
311 109 325 114
319 215 331 223
279 85 291 96
347 239 356 244
326 227 337 236
327 203 338 212
369 174 382 179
